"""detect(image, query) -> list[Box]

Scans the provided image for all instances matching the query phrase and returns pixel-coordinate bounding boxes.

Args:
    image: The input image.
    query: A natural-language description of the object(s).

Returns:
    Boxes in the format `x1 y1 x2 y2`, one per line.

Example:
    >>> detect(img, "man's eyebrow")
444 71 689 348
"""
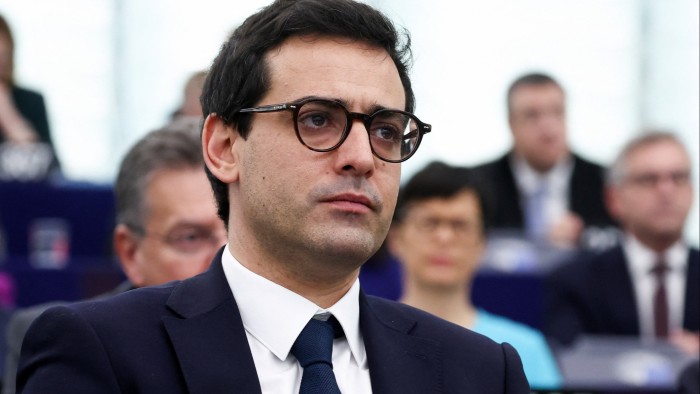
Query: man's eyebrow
292 95 401 114
366 103 396 114
291 95 327 103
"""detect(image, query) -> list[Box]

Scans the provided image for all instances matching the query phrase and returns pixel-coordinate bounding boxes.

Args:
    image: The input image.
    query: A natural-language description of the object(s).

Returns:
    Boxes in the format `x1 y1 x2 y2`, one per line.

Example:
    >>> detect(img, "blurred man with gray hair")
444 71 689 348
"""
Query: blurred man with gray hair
544 131 698 353
4 124 225 392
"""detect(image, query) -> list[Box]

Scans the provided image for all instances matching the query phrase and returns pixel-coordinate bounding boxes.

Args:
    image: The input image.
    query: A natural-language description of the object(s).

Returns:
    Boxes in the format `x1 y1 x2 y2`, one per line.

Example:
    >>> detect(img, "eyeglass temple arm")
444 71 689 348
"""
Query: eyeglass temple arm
239 103 293 113
403 123 432 140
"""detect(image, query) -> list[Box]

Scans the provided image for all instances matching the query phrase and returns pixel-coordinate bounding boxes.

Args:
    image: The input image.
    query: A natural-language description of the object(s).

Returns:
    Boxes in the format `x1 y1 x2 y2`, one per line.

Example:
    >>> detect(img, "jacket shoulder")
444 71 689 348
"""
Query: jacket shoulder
551 246 624 279
572 152 604 167
571 153 606 177
39 281 180 331
365 297 527 370
11 85 43 99
364 296 530 392
472 153 511 174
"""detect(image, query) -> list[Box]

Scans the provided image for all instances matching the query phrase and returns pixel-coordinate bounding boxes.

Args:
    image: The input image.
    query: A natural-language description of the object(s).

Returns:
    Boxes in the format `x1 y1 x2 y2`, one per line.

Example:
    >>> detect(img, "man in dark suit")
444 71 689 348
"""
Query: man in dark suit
17 0 528 392
472 73 615 248
544 132 699 352
4 124 225 393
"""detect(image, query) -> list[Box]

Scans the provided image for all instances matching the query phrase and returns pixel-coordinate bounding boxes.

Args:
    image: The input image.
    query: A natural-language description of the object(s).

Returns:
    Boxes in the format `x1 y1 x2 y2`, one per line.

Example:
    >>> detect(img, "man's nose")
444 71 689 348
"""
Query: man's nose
333 120 376 176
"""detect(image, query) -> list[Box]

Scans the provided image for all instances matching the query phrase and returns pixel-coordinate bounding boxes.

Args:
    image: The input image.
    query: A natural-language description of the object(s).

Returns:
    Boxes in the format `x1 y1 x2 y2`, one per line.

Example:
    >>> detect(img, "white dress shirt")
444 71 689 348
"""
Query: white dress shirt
623 236 688 338
221 245 373 393
512 155 574 236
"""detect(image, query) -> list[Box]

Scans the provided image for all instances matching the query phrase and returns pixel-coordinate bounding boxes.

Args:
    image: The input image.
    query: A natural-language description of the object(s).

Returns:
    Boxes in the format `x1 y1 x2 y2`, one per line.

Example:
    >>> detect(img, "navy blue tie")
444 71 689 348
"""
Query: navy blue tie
291 317 342 394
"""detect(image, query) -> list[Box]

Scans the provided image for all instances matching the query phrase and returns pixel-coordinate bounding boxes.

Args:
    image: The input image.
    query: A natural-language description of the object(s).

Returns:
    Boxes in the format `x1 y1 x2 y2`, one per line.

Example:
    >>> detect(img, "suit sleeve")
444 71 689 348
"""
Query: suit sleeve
4 311 38 394
543 266 586 346
3 315 23 394
501 342 530 394
17 306 121 394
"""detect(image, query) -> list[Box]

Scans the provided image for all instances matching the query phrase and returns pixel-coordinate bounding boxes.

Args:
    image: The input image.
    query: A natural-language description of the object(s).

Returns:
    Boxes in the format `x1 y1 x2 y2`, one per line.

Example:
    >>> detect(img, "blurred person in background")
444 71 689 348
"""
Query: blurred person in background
166 70 207 132
389 161 562 390
170 70 206 120
544 131 698 353
2 124 225 393
472 72 615 249
0 14 60 181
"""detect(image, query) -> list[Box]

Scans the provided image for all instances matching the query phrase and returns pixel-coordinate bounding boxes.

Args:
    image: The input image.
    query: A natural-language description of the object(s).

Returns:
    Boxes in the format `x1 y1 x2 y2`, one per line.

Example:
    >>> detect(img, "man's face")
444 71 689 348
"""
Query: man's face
0 35 12 84
608 140 693 246
509 83 568 172
389 191 485 289
121 167 226 287
233 36 404 273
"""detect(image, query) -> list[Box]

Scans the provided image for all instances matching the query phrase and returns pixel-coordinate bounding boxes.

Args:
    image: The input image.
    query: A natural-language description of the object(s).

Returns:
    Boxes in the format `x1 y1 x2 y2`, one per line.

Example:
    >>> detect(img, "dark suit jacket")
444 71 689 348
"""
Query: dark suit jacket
3 282 133 394
5 87 52 146
18 252 529 393
1 86 61 173
472 152 615 230
543 245 700 345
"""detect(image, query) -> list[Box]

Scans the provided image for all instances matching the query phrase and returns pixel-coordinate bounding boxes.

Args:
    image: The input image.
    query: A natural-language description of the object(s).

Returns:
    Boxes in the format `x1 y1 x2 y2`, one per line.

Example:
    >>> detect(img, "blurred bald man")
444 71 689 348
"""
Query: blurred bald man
473 73 615 248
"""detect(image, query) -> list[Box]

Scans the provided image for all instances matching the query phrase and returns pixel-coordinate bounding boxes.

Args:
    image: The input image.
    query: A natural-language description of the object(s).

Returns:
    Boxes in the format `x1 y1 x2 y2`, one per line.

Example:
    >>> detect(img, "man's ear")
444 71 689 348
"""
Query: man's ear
202 114 240 183
605 185 622 222
507 112 516 132
113 224 145 287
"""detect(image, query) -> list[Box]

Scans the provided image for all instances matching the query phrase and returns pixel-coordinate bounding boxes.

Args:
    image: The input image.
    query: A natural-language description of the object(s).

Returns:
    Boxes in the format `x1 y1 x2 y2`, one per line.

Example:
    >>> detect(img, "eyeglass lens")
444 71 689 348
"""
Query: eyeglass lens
295 100 420 162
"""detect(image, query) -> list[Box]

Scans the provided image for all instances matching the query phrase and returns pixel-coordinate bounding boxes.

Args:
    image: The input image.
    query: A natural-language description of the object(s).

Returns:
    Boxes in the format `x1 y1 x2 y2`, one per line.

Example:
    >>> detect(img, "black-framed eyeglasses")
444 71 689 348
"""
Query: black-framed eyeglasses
406 216 482 241
625 170 691 189
238 98 432 163
129 225 226 255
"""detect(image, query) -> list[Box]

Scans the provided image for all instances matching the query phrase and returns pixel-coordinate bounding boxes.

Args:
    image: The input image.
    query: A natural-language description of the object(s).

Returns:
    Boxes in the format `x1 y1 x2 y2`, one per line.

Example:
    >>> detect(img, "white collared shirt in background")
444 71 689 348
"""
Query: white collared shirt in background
221 245 373 393
623 236 688 338
512 155 574 234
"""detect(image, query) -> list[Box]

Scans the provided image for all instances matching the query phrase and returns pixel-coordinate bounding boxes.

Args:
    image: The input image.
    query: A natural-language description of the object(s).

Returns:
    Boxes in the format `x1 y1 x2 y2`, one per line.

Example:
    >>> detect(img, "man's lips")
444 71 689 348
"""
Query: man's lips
429 256 454 267
320 193 375 212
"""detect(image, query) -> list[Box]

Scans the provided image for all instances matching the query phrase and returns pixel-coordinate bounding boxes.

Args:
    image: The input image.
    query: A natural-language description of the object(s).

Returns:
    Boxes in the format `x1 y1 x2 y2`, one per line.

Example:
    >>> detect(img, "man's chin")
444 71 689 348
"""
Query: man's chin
318 235 378 262
526 155 560 172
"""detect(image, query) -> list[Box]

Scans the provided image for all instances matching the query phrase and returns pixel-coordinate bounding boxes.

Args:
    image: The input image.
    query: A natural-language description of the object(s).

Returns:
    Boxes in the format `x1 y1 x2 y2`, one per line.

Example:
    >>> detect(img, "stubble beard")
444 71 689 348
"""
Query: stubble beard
243 190 390 284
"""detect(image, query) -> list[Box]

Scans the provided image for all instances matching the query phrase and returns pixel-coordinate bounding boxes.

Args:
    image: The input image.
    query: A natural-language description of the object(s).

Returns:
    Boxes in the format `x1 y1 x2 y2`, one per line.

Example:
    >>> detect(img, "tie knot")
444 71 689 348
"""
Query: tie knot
291 317 341 368
651 259 668 278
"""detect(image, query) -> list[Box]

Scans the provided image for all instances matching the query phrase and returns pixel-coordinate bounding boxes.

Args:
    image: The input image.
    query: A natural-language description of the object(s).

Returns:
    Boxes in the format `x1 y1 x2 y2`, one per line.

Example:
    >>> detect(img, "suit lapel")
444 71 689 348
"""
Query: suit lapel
683 249 699 330
359 292 441 394
499 153 524 227
160 254 449 393
163 251 262 394
603 246 640 334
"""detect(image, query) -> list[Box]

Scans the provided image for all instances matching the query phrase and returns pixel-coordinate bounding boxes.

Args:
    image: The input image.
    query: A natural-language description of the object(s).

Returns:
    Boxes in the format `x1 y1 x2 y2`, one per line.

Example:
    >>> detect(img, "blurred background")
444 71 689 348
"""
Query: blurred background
0 0 697 244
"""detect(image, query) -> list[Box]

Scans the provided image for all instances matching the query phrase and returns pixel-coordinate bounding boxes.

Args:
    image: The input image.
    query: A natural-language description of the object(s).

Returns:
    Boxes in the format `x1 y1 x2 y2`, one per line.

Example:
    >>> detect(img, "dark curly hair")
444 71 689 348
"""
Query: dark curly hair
200 0 414 228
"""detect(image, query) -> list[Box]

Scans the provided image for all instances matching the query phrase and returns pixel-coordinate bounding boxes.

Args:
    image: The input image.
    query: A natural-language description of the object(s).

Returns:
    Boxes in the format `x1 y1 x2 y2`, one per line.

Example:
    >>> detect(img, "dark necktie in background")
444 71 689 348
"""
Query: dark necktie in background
291 316 343 394
651 257 669 338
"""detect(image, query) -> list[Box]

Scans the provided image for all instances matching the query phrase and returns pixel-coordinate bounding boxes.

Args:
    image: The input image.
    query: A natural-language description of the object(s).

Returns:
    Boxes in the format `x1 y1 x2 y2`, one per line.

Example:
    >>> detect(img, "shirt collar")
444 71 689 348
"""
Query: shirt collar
220 245 366 365
511 153 573 195
623 235 688 277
